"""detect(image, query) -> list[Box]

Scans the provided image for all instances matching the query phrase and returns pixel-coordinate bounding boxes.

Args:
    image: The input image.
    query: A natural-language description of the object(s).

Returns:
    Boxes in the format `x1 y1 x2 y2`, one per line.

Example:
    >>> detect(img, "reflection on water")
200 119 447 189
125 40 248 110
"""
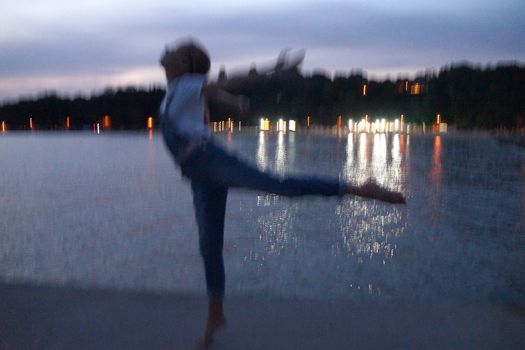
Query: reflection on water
371 134 387 184
430 135 442 184
342 133 404 192
252 131 409 277
256 131 268 171
336 134 407 269
257 204 299 256
335 200 406 261
358 133 368 175
275 132 286 175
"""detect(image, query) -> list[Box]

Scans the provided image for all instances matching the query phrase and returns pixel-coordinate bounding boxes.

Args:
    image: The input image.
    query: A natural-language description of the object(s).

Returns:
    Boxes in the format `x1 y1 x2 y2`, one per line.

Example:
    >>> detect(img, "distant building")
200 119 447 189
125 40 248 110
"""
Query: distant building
218 66 227 82
396 80 410 94
248 64 258 78
410 82 422 95
396 77 429 96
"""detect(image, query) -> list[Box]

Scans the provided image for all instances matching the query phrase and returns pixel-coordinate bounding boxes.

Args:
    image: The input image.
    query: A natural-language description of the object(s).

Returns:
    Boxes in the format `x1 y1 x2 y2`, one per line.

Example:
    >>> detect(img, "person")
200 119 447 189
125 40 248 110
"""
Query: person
158 38 406 347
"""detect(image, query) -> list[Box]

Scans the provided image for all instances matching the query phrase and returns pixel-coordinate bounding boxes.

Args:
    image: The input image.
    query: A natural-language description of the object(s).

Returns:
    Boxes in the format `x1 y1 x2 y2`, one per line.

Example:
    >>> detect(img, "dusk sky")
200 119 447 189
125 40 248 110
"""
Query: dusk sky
1 0 524 102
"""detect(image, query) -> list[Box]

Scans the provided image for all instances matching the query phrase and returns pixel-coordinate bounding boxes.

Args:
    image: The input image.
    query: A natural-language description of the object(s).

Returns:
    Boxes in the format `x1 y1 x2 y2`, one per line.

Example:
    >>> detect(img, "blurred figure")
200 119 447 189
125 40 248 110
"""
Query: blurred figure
159 38 405 347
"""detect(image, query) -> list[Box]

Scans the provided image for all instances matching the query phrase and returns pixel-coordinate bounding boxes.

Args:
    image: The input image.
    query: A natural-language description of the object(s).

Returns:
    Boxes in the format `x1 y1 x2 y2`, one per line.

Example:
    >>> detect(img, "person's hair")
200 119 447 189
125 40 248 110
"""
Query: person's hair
160 40 210 75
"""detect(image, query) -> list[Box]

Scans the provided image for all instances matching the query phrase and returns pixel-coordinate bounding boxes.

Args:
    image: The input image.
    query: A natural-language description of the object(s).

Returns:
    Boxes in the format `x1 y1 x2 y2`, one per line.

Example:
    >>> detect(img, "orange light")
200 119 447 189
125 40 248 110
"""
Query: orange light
431 135 442 182
337 115 342 128
410 83 421 95
362 84 367 96
66 116 71 129
1 121 6 133
29 117 33 130
103 115 111 129
436 114 441 125
306 115 310 128
147 116 153 129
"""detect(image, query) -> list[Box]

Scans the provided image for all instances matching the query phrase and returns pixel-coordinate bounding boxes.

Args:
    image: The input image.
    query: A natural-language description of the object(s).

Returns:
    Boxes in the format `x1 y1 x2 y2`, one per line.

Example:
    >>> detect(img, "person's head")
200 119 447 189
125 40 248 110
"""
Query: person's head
160 39 210 82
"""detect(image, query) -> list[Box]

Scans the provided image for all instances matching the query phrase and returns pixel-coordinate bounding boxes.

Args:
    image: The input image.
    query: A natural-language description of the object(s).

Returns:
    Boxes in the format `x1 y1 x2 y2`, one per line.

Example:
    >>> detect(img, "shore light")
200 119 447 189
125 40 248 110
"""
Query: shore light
103 115 111 129
277 118 286 132
1 121 6 133
29 117 33 130
373 119 379 133
66 116 71 129
289 119 296 132
348 119 354 132
147 116 153 129
260 118 270 131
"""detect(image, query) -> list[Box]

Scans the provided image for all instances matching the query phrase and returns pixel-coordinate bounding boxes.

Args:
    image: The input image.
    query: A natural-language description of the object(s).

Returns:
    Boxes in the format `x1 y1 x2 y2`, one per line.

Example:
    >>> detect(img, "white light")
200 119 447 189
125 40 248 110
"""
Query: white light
277 118 286 132
289 120 296 132
260 118 270 131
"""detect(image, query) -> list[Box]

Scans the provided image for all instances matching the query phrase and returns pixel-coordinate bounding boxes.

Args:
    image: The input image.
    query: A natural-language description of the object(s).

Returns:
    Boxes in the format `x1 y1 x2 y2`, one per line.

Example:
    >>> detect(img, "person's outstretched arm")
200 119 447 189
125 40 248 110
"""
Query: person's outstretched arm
203 49 304 114
203 87 250 115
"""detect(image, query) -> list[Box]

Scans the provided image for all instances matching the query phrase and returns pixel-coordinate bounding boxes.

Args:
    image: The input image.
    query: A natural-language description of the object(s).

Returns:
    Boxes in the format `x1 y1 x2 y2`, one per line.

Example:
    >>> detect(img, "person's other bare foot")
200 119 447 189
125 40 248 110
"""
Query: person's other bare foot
354 179 406 204
197 316 226 348
196 299 227 348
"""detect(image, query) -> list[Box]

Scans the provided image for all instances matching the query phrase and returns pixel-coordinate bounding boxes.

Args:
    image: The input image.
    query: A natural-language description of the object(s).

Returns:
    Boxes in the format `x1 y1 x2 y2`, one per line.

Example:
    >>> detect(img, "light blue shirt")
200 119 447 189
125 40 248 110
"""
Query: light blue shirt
160 73 210 139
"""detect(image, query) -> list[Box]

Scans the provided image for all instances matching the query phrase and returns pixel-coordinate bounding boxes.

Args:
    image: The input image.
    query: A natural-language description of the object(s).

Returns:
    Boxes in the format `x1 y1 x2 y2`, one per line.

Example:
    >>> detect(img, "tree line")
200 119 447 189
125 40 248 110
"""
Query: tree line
1 63 524 130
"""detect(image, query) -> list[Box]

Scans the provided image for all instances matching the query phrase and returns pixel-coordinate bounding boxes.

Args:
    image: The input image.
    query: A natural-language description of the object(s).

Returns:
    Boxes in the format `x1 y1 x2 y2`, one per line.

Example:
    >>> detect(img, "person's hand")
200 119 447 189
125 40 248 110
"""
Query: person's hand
274 48 305 73
358 178 406 204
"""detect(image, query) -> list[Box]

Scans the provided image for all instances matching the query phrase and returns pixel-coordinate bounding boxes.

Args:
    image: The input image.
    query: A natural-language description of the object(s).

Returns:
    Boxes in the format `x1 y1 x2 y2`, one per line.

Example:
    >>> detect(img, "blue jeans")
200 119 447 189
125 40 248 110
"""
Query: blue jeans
166 134 344 299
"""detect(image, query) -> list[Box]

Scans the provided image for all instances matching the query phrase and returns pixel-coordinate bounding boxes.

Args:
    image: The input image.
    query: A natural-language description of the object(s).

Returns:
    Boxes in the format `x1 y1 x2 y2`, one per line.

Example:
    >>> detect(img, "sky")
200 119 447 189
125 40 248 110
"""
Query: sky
1 0 524 102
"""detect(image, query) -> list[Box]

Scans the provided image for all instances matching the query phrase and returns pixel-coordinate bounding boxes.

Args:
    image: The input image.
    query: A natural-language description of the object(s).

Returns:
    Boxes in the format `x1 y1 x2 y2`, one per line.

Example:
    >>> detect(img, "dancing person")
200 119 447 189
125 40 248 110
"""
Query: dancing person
158 38 405 347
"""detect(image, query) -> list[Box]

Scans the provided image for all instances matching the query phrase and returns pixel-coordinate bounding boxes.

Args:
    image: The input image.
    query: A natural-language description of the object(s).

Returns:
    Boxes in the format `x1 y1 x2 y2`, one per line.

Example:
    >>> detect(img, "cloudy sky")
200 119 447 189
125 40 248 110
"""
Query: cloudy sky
1 0 524 102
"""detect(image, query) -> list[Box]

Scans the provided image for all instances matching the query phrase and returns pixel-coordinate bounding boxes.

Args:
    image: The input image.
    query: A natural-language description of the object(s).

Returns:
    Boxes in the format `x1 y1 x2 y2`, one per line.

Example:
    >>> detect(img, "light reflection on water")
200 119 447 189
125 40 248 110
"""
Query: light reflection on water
0 131 524 305
256 131 267 171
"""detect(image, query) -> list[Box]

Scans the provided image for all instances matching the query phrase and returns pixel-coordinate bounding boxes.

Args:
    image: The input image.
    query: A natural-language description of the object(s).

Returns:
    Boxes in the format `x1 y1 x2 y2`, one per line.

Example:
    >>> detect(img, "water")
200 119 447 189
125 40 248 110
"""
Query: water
0 131 524 305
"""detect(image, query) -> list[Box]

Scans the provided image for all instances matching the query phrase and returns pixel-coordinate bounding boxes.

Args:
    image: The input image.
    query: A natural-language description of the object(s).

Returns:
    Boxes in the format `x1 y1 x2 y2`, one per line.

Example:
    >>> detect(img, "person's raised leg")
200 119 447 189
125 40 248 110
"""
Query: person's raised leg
201 143 405 202
198 143 343 196
191 181 228 347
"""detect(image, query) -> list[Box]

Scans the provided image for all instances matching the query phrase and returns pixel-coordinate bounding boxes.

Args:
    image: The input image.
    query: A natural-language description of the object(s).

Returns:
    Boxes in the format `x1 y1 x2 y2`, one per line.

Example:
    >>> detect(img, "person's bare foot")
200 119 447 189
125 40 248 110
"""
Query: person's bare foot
351 179 406 204
196 299 227 348
197 315 226 348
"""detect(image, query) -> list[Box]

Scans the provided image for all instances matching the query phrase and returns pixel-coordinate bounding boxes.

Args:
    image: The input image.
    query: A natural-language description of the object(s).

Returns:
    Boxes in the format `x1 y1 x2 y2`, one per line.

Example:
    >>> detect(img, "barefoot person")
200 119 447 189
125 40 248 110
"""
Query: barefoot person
158 38 405 347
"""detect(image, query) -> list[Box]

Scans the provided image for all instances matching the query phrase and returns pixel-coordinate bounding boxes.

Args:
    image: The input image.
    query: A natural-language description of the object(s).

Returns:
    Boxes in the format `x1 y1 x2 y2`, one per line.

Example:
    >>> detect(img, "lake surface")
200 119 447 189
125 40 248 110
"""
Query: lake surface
1 130 524 305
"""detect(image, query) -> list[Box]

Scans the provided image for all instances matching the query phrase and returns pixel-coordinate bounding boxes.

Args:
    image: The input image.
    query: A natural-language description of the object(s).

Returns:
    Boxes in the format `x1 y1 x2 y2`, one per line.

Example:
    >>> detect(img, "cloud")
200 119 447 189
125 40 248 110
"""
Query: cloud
0 0 524 100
